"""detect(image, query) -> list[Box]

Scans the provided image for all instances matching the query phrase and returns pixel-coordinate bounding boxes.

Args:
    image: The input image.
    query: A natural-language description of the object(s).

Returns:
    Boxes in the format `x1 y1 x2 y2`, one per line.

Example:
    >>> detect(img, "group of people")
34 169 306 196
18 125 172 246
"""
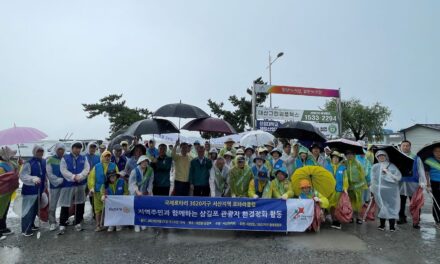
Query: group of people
0 135 439 239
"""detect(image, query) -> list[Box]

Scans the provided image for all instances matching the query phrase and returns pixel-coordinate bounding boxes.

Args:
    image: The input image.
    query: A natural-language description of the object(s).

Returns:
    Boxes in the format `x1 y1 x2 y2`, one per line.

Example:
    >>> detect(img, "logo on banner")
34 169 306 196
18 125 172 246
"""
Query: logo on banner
291 207 305 220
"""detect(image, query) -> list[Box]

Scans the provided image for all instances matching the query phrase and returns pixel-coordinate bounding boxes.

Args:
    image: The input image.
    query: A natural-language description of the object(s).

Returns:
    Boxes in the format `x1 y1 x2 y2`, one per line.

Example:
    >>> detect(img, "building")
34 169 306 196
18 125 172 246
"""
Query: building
400 124 440 152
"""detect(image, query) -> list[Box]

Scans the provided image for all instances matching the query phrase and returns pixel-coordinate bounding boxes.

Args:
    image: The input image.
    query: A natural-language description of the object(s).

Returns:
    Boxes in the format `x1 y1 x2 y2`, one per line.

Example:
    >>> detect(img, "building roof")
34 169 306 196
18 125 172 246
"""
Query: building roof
400 124 440 133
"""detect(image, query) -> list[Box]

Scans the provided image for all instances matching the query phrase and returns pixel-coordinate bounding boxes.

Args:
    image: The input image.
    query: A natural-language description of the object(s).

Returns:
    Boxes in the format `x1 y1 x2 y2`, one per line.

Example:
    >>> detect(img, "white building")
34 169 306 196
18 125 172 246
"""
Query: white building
400 124 440 152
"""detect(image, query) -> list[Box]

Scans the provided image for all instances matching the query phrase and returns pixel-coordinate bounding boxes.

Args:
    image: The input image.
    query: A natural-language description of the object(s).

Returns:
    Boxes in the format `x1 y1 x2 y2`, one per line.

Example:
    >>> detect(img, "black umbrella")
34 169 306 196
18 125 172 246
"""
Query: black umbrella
372 145 414 177
154 103 209 119
125 119 179 137
417 141 440 161
108 134 134 151
273 121 327 142
325 138 364 155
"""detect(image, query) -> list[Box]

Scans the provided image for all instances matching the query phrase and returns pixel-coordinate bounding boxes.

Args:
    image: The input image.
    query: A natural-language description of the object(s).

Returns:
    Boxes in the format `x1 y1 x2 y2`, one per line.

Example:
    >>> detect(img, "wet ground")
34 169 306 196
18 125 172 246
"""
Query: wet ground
1 199 439 264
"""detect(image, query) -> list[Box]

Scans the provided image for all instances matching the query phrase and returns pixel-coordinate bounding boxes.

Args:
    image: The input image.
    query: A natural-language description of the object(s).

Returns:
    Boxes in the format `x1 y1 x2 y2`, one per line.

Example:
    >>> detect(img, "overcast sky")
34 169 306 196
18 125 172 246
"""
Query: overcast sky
1 0 439 140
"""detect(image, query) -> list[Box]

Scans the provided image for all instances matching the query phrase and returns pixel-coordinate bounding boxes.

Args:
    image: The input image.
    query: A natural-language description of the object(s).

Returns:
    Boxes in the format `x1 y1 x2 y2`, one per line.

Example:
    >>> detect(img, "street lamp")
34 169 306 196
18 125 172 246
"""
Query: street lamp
268 51 284 108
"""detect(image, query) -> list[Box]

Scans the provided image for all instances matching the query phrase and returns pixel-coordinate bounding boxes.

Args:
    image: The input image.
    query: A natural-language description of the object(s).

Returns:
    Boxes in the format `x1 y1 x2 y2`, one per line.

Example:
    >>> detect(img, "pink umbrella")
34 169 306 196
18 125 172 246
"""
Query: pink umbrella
182 117 237 135
0 125 47 146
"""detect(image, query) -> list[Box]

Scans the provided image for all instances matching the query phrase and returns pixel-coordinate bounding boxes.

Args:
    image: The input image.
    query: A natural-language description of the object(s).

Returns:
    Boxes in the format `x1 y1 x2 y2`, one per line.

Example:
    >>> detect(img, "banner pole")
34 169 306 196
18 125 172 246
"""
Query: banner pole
252 82 256 130
337 88 342 138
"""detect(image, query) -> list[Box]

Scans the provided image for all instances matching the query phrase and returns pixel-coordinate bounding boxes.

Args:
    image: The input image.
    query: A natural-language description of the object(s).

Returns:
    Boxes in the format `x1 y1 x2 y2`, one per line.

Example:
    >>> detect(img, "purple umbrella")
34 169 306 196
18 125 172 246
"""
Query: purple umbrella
182 117 236 135
0 125 48 146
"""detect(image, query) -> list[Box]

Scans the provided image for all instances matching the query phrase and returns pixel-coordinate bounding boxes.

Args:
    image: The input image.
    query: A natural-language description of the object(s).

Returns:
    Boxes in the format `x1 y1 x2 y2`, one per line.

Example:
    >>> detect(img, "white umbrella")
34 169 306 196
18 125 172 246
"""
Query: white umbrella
240 131 275 147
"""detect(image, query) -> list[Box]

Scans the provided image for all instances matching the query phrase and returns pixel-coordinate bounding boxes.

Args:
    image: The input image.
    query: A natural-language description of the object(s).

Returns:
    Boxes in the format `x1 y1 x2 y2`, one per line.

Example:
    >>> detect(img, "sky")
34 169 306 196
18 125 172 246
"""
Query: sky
1 0 439 140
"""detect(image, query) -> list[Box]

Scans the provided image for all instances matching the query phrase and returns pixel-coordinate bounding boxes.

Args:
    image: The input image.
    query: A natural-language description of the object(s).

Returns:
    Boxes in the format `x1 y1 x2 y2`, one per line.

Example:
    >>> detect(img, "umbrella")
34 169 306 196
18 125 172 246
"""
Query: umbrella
273 121 327 142
290 166 336 198
240 131 275 147
153 103 209 119
0 125 47 146
417 141 440 161
325 138 364 155
181 117 236 135
372 145 414 177
107 134 135 151
409 187 424 225
125 119 179 137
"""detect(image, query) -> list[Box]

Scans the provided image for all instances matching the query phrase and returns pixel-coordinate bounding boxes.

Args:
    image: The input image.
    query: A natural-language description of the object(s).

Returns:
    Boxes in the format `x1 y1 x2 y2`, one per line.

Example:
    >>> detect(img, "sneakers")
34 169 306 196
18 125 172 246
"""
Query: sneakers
390 227 396 232
134 225 140 233
49 224 57 231
22 232 34 237
107 226 115 232
58 226 66 235
75 224 83 232
116 226 122 232
0 228 13 236
331 221 342 230
31 226 40 231
377 225 385 231
356 219 363 225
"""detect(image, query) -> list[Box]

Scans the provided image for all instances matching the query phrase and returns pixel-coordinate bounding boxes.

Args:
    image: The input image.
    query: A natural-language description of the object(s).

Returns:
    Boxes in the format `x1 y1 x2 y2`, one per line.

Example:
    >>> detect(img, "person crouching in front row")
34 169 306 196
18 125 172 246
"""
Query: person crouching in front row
101 172 128 232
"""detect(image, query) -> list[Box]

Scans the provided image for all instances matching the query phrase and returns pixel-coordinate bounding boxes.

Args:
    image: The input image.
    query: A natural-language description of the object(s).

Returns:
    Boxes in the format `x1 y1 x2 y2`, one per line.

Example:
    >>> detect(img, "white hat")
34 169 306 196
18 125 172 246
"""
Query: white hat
209 148 218 154
236 149 245 155
137 155 151 165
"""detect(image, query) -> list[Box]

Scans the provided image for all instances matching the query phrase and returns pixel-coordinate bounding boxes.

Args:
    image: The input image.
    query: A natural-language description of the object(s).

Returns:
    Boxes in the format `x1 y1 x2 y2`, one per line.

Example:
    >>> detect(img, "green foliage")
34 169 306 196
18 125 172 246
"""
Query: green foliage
82 94 152 138
207 77 268 133
324 98 391 141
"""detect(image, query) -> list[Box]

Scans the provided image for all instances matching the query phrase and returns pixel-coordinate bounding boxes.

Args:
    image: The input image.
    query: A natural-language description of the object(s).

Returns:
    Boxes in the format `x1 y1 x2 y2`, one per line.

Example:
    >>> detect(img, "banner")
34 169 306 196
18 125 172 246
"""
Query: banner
105 196 314 232
256 120 282 133
254 84 340 98
256 107 337 123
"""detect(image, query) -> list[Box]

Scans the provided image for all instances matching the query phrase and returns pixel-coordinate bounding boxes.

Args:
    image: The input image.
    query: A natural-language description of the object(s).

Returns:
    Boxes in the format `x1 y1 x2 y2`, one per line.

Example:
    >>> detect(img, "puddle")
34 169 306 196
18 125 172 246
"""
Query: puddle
420 227 437 241
0 246 22 264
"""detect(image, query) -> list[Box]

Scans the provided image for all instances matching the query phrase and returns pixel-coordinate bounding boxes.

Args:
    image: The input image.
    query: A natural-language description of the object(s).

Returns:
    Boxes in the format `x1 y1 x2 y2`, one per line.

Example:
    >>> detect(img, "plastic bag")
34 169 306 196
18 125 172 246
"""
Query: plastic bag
335 192 353 223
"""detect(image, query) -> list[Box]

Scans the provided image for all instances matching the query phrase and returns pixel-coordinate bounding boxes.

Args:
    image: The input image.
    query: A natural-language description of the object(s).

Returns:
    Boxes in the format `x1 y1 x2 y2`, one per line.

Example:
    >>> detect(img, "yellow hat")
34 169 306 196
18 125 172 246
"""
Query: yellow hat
300 179 312 188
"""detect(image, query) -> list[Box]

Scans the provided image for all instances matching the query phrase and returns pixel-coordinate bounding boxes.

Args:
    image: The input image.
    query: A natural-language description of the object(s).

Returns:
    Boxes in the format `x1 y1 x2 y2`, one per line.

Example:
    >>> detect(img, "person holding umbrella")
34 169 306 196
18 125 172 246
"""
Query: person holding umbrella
189 145 213 197
344 149 368 224
249 156 271 198
46 143 66 231
423 145 440 229
219 138 237 158
229 156 253 198
19 145 46 237
172 139 192 196
370 150 402 232
268 167 294 199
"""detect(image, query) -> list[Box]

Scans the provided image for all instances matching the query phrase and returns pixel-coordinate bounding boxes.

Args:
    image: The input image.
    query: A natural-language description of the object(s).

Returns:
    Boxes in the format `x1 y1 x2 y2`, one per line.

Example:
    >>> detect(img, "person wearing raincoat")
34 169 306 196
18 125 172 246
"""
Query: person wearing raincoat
209 157 230 197
309 143 326 167
325 151 348 229
270 148 285 180
219 138 237 158
87 150 118 232
228 156 252 198
398 140 427 228
223 151 234 167
344 149 368 224
268 167 294 199
111 144 127 174
0 146 20 239
46 143 66 231
297 179 329 209
290 147 315 176
101 172 129 232
124 144 147 179
424 145 440 229
356 151 372 205
244 146 255 167
370 150 402 232
249 156 271 198
85 142 100 219
59 142 90 234
208 148 218 161
129 155 154 232
19 145 47 237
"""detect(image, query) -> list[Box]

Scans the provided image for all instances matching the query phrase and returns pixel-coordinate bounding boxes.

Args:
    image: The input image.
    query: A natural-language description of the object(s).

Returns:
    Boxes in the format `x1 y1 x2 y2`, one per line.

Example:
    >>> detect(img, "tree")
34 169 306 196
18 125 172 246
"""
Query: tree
82 94 152 138
323 98 391 141
207 77 268 133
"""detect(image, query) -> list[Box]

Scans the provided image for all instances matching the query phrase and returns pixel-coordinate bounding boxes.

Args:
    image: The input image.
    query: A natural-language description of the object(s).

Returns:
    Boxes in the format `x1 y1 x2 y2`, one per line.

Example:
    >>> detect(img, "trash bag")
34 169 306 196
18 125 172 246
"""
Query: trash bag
361 198 377 221
409 187 424 225
335 192 353 223
0 171 19 195
310 203 322 232
38 189 49 222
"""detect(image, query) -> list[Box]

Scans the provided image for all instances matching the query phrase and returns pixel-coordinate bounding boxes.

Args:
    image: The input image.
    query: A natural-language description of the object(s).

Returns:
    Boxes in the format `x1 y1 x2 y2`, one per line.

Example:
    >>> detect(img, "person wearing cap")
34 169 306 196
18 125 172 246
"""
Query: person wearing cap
325 151 348 230
270 148 285 180
101 172 128 232
189 145 213 196
249 156 271 198
147 139 159 160
46 143 67 231
151 143 173 196
229 156 252 198
0 146 20 239
244 146 255 167
129 155 154 232
19 145 47 237
223 151 234 167
298 179 329 209
219 138 237 158
371 150 402 232
291 147 315 175
120 141 129 155
232 149 245 167
209 157 230 197
124 144 147 179
172 139 192 196
309 142 326 167
59 142 90 234
88 150 118 232
99 144 107 156
111 144 127 174
208 148 218 161
344 149 368 225
257 147 273 174
268 167 294 199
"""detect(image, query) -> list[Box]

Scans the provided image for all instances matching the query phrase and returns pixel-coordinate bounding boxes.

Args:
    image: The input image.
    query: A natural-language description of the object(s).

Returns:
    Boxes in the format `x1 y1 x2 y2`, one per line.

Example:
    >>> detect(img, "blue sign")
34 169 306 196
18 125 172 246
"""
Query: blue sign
256 120 281 133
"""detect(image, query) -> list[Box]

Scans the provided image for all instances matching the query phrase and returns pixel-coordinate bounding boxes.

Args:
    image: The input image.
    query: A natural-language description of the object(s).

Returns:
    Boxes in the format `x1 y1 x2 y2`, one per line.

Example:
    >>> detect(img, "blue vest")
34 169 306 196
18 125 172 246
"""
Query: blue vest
111 155 127 172
426 157 440 182
251 165 269 197
0 161 12 172
86 154 100 170
48 156 64 189
401 157 420 183
106 179 125 195
326 163 346 192
295 158 314 169
64 154 87 186
22 158 46 196
271 159 284 172
94 162 117 192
